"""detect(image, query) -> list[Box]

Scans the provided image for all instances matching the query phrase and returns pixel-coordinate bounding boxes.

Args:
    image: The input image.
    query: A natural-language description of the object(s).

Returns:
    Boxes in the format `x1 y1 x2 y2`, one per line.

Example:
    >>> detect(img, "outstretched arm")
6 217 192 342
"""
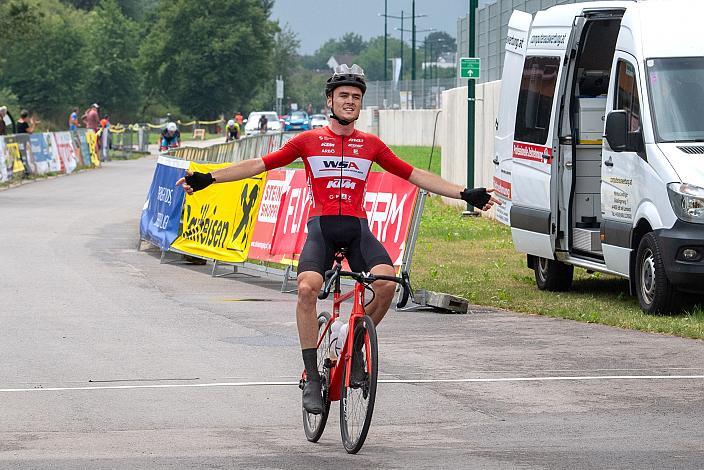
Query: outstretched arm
176 157 266 195
408 167 501 211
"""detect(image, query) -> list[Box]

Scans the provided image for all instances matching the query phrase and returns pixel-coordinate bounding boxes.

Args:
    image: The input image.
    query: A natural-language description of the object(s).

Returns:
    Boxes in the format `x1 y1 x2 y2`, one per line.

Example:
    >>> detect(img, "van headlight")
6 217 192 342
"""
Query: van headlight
668 183 704 223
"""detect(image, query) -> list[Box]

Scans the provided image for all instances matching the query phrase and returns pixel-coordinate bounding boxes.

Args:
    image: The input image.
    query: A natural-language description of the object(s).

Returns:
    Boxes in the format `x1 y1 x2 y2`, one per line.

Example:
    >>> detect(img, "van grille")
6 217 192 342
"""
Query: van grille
677 146 704 155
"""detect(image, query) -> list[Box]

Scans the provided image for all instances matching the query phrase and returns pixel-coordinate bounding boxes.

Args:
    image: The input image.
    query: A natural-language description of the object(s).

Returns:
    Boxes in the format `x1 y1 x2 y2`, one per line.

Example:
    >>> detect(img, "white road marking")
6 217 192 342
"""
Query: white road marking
1 374 703 393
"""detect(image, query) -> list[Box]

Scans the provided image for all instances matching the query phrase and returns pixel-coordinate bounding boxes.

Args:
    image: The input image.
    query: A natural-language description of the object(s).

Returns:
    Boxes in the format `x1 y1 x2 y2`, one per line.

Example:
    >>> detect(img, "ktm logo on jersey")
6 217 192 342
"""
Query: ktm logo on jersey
322 160 360 170
326 179 356 189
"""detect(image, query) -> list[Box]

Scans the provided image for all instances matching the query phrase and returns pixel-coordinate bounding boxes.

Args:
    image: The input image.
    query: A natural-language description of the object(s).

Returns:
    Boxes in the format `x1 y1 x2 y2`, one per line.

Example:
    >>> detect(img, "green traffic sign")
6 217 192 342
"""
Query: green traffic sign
460 57 481 79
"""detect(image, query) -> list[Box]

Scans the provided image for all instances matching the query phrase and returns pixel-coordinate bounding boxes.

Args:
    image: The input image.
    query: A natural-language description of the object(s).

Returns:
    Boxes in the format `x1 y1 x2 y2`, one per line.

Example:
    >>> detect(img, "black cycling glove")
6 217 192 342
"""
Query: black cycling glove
460 187 491 208
184 171 214 192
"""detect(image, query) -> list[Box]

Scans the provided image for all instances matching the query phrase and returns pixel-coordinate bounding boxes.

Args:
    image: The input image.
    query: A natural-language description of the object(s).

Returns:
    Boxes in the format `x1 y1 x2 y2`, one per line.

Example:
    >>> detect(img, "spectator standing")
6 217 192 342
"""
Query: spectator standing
82 103 100 132
0 106 9 135
16 110 35 134
234 112 244 127
68 107 80 130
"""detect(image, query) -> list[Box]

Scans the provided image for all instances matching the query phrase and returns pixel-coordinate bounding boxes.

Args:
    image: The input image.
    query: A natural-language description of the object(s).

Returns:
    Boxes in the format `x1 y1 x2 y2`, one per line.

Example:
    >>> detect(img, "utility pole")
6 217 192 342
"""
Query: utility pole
384 0 388 82
383 9 406 85
465 0 479 214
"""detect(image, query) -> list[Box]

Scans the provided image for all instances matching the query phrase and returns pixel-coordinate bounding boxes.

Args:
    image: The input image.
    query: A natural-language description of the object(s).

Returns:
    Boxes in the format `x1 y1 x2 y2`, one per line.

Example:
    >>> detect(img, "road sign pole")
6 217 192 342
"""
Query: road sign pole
465 0 479 214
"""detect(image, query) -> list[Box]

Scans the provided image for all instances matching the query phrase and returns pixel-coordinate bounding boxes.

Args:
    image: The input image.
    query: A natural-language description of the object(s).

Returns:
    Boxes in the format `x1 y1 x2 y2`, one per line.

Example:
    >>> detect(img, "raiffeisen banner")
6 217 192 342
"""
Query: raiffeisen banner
170 161 265 263
139 156 190 251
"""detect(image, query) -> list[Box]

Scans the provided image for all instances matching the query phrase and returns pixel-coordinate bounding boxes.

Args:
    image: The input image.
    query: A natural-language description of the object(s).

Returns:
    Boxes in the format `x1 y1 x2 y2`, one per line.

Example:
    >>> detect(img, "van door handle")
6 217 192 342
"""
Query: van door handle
604 157 614 167
492 156 499 165
565 161 573 169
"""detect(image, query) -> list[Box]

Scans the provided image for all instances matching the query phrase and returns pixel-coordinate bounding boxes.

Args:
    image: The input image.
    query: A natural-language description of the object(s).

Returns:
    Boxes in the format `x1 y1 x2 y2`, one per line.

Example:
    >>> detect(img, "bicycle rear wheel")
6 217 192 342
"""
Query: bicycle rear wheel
302 311 332 442
339 315 378 454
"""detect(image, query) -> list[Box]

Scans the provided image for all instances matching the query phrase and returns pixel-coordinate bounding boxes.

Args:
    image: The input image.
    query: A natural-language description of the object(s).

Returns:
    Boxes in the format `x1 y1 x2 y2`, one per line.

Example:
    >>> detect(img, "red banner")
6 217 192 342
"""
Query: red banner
512 141 552 164
252 170 418 268
247 169 296 263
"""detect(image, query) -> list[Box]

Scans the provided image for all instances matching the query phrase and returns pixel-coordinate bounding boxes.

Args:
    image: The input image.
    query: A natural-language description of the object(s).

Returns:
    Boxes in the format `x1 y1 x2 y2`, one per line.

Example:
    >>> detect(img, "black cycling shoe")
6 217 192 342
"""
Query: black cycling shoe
349 348 367 389
302 378 324 415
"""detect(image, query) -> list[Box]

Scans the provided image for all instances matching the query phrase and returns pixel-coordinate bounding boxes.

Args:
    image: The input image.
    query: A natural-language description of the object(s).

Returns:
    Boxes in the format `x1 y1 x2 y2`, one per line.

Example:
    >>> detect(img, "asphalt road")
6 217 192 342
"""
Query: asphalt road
1 155 703 469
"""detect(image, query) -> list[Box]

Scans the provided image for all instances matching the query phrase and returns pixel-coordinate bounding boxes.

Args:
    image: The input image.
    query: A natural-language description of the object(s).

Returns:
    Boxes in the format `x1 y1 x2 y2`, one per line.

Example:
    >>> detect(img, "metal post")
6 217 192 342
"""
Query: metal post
465 0 478 214
411 0 416 81
400 10 404 80
384 0 388 83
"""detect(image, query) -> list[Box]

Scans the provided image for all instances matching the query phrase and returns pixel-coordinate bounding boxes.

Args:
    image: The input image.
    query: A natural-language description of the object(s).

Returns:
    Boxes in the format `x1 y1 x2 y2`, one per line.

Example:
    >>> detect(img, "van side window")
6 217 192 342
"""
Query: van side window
615 61 641 132
514 56 560 145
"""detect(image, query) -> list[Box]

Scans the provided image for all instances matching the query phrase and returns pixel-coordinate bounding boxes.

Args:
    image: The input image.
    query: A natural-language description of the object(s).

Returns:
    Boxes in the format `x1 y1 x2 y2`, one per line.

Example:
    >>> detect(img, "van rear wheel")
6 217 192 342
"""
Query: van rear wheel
635 233 679 314
534 257 573 291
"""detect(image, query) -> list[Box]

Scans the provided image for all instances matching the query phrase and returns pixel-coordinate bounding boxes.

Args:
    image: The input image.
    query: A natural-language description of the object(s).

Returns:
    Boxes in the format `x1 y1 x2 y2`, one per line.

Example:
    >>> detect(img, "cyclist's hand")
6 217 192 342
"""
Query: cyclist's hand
176 171 214 195
460 187 502 211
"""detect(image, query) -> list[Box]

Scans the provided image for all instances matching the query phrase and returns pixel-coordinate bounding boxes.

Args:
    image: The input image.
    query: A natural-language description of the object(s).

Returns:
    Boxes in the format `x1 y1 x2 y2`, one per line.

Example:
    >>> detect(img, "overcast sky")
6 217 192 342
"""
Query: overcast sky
271 0 483 55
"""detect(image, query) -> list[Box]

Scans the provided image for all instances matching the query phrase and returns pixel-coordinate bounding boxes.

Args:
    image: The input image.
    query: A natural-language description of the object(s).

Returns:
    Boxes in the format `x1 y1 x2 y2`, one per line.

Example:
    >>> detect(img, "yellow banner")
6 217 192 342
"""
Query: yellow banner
7 143 25 174
86 130 100 167
171 162 265 262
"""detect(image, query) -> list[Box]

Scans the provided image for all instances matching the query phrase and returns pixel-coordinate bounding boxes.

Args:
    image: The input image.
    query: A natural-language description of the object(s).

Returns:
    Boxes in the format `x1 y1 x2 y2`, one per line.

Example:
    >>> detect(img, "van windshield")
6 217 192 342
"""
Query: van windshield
647 57 704 142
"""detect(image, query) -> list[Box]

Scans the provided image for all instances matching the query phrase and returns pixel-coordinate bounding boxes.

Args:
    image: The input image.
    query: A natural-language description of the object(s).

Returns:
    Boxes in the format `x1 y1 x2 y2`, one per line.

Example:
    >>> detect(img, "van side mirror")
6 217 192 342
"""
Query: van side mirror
605 110 644 154
605 111 628 151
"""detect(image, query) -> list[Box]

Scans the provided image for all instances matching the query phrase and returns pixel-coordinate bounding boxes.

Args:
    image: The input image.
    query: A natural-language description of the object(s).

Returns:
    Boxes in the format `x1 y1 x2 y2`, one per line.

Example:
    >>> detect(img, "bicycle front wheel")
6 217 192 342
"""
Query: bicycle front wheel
339 315 378 454
302 311 332 442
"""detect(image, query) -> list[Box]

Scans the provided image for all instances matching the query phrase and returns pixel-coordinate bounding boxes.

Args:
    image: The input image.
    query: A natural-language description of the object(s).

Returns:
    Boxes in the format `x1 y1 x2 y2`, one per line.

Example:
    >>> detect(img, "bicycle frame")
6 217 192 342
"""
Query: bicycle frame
315 267 371 403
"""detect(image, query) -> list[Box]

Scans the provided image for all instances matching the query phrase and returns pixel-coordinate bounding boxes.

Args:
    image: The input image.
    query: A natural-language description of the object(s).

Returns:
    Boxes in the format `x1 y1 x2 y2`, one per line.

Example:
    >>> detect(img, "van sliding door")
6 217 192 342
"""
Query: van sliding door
510 23 573 260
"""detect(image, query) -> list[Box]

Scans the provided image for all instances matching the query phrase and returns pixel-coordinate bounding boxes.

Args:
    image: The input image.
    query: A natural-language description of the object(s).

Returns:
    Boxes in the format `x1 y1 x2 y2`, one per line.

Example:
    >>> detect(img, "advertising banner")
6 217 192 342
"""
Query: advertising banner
363 172 419 266
74 129 92 167
269 170 311 257
14 134 30 176
85 130 100 167
264 170 418 268
248 169 296 263
0 136 7 182
170 162 265 262
52 132 78 174
29 134 54 174
139 156 190 251
3 135 23 178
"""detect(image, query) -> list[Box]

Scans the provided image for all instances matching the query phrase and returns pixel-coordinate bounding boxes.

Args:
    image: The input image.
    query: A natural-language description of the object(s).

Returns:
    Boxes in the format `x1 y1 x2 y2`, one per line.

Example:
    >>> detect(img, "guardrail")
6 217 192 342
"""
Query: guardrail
169 132 298 163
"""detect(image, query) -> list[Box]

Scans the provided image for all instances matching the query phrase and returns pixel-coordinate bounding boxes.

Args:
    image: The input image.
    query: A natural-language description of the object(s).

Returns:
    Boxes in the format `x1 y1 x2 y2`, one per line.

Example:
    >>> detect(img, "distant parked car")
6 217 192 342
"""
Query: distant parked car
284 111 310 131
244 111 281 135
310 114 329 129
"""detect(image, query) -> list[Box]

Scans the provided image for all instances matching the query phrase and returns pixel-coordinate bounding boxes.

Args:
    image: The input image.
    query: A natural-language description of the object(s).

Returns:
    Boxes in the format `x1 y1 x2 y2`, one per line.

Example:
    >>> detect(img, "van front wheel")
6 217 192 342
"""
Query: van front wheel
636 233 678 314
534 257 573 291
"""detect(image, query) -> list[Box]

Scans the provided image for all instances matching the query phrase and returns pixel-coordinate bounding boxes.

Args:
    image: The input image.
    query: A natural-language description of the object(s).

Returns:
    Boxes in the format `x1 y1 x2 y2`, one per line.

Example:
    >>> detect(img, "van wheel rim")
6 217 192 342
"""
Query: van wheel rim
537 258 549 282
640 249 656 304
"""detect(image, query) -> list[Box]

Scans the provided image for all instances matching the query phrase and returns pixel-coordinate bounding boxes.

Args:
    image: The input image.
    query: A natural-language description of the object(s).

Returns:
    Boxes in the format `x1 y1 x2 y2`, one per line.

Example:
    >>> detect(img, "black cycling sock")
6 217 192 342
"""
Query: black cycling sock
302 348 320 382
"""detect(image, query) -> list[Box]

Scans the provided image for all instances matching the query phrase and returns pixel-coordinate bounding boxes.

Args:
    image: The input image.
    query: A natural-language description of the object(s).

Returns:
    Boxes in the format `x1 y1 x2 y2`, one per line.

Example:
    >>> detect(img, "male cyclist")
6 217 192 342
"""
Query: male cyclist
160 122 181 151
176 64 499 414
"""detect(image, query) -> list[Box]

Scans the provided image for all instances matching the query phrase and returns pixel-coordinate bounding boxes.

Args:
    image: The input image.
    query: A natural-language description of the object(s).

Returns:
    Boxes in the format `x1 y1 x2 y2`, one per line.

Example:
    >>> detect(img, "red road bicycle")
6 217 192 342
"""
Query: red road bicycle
300 250 411 453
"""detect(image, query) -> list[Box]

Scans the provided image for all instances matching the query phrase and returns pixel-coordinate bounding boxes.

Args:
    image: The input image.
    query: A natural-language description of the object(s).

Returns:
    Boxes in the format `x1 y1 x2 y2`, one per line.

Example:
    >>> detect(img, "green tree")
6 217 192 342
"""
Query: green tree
1 0 89 122
355 36 408 81
82 0 141 121
303 32 368 70
139 0 277 118
424 31 457 55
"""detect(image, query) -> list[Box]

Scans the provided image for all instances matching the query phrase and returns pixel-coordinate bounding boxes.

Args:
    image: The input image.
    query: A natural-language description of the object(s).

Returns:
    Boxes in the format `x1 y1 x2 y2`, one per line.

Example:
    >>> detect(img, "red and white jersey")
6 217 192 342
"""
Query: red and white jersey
261 127 414 218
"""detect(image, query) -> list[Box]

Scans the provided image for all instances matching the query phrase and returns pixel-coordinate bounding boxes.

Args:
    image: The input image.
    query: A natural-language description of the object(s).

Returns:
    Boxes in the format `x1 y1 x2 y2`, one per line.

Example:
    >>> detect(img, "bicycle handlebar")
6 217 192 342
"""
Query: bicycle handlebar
317 265 413 309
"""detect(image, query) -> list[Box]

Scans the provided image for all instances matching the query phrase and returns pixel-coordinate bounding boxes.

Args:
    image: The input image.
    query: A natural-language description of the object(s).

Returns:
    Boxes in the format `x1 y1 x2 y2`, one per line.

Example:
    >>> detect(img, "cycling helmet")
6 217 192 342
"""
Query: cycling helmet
166 122 177 132
227 119 235 128
325 64 367 97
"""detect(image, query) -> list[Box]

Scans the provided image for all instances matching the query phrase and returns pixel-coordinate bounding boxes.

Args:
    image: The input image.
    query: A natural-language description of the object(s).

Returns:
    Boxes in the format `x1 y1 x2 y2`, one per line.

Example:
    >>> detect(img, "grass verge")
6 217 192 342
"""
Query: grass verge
389 146 704 340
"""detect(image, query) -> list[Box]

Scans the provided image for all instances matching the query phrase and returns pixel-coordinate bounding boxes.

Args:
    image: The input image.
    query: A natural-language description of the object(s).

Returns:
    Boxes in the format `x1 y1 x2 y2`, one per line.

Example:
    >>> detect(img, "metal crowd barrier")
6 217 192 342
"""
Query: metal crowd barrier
169 131 298 163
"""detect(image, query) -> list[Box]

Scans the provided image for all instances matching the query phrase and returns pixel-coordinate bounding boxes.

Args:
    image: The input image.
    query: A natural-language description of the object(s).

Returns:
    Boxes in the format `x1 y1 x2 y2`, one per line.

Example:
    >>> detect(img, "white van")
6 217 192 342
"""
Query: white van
493 0 704 313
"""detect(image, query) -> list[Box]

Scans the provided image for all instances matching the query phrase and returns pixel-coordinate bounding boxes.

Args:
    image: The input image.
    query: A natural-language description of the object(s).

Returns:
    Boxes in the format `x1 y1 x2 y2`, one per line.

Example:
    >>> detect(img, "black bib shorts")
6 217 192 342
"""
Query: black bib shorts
297 215 393 277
